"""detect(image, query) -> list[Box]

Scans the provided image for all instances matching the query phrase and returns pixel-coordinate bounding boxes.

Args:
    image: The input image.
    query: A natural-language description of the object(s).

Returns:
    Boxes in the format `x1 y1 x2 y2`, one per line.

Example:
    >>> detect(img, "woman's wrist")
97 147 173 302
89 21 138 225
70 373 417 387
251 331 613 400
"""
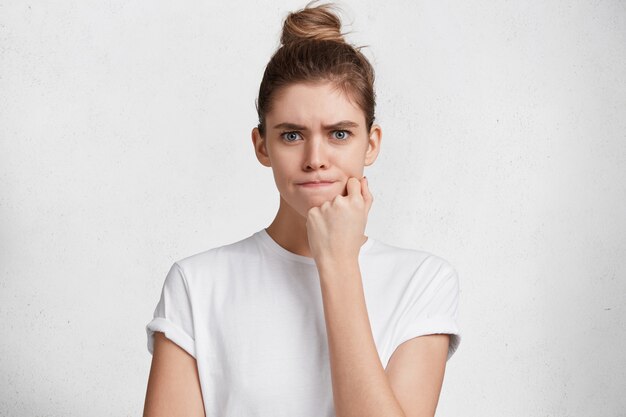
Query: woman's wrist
315 257 360 279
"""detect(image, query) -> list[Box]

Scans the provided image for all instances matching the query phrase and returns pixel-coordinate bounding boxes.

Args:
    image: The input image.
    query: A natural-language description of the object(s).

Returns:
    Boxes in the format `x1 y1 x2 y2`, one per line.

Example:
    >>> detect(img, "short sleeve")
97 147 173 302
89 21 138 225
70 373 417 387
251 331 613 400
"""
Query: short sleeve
145 262 196 358
395 258 461 363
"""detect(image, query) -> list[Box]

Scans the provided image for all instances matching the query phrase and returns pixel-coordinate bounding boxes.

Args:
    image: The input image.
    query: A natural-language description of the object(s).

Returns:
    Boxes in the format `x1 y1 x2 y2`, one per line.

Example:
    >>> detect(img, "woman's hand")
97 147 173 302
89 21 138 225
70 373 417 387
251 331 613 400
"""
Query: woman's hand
305 176 373 264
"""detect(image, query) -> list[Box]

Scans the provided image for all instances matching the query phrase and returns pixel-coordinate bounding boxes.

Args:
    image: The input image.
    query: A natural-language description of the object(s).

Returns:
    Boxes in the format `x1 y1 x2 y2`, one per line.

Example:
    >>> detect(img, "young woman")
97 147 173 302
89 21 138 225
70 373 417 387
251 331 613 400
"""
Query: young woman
143 3 461 416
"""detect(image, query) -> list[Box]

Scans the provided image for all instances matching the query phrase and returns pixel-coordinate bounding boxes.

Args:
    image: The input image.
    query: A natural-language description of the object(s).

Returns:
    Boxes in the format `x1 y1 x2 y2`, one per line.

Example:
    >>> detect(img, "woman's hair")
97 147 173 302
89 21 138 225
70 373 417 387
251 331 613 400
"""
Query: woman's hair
255 1 376 137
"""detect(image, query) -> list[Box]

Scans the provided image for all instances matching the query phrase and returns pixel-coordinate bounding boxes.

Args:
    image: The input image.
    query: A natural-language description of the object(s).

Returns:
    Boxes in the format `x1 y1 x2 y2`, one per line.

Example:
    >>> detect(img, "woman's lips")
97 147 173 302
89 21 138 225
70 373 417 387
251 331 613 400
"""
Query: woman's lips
298 181 335 188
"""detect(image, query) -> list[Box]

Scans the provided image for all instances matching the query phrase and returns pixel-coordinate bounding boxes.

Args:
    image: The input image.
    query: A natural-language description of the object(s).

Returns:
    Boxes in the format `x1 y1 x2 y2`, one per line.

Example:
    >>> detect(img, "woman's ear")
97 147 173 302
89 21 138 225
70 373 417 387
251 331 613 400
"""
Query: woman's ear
364 124 382 166
251 127 272 167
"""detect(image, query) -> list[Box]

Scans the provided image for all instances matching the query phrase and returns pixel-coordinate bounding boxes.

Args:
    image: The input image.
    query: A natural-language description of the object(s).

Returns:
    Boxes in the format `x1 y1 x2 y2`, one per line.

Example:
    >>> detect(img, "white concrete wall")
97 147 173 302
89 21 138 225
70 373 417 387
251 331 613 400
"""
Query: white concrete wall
1 1 624 415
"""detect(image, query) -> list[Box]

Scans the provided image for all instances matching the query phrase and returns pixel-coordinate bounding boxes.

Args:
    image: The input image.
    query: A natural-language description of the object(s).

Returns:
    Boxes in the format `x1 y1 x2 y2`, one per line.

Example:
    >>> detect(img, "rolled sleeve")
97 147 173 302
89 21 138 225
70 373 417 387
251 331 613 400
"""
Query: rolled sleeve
146 262 196 359
392 257 462 364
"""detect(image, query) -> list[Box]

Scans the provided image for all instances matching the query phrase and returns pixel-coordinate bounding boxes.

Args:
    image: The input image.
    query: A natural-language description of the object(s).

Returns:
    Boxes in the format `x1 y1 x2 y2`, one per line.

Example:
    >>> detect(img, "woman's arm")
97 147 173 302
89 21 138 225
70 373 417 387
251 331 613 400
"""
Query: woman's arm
385 332 449 417
308 178 450 416
143 332 206 417
317 259 449 417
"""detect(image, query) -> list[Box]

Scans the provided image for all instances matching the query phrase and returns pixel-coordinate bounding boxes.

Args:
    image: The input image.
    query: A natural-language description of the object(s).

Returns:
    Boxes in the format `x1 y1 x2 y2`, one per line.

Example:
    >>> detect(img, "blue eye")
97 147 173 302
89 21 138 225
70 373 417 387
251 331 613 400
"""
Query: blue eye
281 131 301 142
333 130 350 140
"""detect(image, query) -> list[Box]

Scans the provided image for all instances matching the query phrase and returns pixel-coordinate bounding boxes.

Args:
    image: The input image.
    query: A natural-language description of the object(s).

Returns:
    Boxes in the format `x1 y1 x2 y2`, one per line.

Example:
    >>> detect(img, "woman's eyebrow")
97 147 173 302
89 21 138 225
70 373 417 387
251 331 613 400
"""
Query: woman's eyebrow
273 120 359 130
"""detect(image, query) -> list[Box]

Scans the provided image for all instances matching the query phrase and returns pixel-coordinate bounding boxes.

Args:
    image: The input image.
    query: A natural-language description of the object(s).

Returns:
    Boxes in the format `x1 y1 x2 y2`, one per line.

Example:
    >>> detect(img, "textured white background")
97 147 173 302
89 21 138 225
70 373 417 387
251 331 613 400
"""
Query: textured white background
1 1 625 416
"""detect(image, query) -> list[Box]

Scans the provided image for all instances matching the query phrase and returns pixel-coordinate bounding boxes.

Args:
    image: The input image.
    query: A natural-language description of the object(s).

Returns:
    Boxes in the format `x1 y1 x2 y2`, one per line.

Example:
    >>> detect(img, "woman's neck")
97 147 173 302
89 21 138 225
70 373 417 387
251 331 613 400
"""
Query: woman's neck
265 198 313 258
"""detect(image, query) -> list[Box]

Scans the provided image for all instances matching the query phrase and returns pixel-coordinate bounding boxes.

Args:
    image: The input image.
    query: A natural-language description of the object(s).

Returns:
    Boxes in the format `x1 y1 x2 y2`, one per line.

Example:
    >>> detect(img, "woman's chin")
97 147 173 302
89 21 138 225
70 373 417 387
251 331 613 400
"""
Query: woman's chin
293 198 333 218
307 194 337 207
280 192 339 218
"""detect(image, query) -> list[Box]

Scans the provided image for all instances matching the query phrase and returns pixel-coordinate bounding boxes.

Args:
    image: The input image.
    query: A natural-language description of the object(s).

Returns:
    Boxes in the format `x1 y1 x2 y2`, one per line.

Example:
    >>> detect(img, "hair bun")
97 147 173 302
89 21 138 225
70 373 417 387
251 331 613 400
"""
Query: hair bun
280 2 345 45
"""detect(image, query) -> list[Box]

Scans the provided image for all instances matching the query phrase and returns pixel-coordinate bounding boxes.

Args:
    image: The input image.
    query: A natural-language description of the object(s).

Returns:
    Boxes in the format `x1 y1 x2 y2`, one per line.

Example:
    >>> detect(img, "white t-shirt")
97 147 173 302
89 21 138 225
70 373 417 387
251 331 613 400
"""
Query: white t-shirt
146 228 461 416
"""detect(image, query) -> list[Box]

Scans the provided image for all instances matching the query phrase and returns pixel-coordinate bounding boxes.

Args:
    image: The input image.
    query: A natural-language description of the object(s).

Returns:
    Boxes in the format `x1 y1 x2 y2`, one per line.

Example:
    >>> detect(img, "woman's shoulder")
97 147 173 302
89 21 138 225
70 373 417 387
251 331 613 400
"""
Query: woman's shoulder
368 238 460 299
170 232 260 280
368 237 457 272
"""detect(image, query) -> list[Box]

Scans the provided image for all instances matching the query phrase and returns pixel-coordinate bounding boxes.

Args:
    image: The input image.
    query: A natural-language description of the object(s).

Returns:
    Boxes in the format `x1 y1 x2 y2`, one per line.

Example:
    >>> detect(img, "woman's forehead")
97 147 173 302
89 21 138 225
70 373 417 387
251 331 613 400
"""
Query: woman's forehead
267 82 365 126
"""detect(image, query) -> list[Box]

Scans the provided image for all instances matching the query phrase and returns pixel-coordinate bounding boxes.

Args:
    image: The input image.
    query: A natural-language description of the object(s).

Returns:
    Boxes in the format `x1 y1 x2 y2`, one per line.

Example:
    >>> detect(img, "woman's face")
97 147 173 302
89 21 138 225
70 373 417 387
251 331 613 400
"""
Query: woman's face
252 81 381 218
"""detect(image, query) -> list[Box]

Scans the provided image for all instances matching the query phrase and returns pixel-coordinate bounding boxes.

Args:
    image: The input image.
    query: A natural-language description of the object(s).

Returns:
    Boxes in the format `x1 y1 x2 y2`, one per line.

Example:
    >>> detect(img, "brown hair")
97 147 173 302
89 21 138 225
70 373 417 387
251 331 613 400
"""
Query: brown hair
255 1 376 137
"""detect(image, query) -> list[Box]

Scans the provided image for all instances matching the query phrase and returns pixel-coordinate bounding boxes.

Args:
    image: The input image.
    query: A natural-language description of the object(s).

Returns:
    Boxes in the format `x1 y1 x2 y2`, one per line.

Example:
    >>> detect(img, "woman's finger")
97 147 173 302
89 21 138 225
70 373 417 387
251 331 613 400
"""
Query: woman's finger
346 177 361 198
362 176 373 213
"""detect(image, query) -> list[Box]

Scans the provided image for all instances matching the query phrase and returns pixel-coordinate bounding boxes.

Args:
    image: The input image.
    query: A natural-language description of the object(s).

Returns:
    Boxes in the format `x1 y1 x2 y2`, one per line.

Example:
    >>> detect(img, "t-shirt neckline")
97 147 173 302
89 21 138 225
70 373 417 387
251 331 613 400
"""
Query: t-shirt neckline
254 227 375 266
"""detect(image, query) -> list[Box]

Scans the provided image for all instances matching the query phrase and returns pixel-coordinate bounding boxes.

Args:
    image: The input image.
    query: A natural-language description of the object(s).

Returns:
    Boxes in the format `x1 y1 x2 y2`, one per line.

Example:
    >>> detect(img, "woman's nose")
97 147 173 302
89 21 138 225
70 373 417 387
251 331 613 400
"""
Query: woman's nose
302 136 329 170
